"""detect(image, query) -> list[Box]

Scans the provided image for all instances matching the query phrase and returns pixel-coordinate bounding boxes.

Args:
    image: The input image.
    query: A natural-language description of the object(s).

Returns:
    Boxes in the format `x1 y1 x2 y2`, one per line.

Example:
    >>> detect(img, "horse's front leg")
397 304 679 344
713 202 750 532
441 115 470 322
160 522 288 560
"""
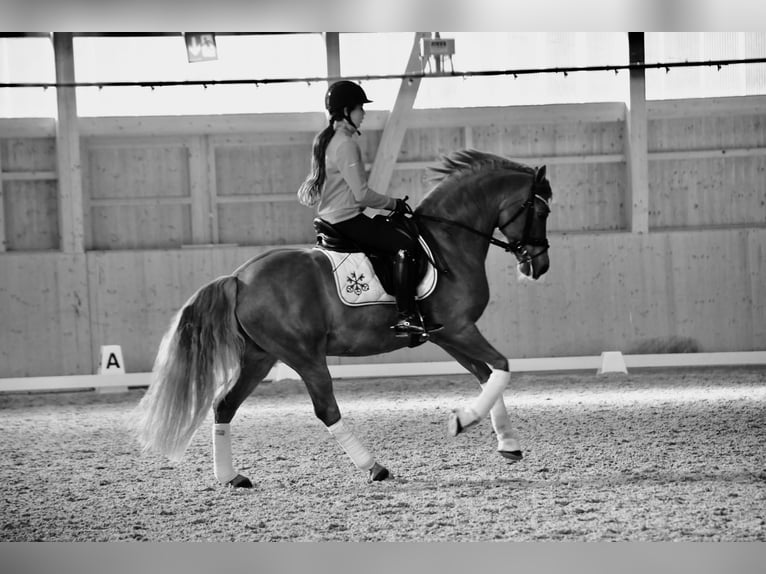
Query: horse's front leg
432 325 519 445
438 343 523 460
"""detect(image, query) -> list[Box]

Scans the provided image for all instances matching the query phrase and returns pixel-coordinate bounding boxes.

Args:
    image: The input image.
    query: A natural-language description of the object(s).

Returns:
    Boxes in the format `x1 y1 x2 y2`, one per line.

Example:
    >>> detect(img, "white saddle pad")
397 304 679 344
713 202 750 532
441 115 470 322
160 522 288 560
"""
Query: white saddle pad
315 238 437 307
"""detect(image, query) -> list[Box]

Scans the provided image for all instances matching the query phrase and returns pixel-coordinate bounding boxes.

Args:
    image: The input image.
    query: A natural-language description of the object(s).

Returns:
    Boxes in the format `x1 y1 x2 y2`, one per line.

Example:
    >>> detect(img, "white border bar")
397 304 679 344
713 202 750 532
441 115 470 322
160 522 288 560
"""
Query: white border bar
0 352 764 394
0 373 150 393
623 352 766 368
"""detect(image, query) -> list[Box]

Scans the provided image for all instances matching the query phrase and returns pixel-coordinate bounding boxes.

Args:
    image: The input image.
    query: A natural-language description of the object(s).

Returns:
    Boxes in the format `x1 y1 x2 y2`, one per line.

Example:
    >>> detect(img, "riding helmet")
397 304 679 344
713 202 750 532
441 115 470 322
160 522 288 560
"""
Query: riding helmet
325 80 372 117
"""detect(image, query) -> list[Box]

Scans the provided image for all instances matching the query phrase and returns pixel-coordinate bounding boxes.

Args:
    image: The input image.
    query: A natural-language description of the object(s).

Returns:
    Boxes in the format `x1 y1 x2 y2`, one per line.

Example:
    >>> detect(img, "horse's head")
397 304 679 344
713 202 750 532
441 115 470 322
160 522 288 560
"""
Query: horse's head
496 165 551 280
420 149 552 279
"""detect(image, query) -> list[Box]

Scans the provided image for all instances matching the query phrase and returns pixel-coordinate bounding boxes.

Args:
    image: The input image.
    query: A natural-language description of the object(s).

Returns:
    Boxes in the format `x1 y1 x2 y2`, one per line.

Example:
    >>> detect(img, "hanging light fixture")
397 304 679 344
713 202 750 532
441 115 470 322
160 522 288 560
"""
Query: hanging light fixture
184 33 218 63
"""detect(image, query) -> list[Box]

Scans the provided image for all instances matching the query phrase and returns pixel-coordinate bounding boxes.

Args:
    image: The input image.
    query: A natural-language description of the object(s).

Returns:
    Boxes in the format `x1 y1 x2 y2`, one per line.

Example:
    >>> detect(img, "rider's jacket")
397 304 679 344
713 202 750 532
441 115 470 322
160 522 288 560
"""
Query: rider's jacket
316 120 396 224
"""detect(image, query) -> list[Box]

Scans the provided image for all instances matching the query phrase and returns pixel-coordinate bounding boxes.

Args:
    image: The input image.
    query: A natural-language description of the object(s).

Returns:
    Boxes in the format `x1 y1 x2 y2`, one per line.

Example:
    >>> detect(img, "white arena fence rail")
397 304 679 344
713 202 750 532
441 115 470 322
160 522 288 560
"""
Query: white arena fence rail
0 352 764 394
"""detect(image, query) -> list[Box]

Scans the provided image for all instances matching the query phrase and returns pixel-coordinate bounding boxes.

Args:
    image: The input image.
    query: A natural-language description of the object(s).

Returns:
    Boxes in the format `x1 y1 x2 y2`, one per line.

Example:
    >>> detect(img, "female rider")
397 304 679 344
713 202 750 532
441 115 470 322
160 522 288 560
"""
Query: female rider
297 80 425 336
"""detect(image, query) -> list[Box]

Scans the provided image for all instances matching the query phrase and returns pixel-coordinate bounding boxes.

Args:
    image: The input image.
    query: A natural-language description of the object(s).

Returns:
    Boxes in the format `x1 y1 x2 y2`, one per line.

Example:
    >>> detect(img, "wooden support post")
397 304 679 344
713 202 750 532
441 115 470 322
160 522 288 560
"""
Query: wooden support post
625 32 649 234
464 125 474 149
188 136 213 244
0 150 5 251
325 33 341 82
207 137 220 244
368 32 427 195
54 32 85 253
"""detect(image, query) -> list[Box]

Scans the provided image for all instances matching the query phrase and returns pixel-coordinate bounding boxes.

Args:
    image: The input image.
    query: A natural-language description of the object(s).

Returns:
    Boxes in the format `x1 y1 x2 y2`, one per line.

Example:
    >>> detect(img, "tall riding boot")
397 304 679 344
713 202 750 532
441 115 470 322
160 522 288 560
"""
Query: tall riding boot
391 249 425 336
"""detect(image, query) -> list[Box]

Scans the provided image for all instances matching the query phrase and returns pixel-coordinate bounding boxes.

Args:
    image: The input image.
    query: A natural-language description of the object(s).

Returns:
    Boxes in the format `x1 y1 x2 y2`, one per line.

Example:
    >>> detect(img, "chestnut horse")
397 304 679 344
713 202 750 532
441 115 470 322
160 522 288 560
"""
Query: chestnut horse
134 149 552 486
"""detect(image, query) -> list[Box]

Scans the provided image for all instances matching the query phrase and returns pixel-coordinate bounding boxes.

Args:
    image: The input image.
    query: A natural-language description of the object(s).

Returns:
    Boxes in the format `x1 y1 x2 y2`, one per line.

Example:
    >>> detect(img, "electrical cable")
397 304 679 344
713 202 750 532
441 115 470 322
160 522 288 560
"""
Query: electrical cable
2 57 766 90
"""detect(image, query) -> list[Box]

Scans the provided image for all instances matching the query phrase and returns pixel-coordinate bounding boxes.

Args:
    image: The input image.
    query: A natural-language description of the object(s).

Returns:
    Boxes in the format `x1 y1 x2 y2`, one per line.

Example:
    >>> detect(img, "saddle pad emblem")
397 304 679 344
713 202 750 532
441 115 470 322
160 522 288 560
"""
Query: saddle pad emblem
315 239 437 307
346 272 370 296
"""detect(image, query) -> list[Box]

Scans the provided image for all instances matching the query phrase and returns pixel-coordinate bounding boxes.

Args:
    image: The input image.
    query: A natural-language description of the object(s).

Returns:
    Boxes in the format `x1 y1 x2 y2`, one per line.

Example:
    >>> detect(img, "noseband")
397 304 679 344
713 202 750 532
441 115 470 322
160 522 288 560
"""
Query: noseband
416 182 550 264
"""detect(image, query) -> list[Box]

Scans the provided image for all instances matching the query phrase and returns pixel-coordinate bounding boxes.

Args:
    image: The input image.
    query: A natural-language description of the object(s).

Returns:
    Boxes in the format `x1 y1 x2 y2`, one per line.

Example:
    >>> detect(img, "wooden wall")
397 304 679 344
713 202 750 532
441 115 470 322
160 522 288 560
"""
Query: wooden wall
0 253 90 377
2 227 763 376
84 137 194 249
9 98 763 253
647 103 766 228
1 98 765 376
0 136 58 250
481 228 766 358
212 133 315 246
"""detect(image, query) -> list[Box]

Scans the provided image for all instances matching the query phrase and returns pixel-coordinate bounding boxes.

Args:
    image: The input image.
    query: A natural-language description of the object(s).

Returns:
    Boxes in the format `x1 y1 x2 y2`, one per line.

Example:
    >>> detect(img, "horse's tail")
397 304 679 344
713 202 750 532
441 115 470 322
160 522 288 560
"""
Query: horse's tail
134 275 244 461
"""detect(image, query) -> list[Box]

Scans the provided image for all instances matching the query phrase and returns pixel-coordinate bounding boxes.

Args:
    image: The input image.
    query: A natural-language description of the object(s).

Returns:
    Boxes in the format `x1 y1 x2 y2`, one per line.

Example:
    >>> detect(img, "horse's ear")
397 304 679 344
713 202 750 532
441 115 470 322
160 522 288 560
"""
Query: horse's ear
536 165 547 182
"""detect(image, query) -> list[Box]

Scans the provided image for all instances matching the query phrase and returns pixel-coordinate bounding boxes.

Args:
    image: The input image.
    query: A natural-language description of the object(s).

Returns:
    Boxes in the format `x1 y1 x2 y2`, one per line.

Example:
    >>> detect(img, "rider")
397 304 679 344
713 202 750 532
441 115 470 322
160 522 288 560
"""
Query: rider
297 80 425 336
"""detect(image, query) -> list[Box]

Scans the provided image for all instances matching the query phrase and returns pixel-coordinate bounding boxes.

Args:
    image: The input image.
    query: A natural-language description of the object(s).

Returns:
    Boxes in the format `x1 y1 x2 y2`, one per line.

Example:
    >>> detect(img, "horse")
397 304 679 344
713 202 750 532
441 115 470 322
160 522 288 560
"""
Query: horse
134 149 552 487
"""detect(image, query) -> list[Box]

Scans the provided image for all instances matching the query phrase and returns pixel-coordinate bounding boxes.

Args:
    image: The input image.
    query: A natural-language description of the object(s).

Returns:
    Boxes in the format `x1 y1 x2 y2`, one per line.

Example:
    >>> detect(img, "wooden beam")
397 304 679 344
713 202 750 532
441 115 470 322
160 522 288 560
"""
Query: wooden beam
88 197 192 207
648 94 766 119
82 135 190 149
368 32 427 195
53 33 85 253
7 93 766 138
2 171 58 181
78 112 329 137
324 33 341 81
216 194 297 204
366 153 627 172
410 102 627 128
0 118 56 138
70 101 629 138
210 133 314 147
650 147 766 161
625 32 649 234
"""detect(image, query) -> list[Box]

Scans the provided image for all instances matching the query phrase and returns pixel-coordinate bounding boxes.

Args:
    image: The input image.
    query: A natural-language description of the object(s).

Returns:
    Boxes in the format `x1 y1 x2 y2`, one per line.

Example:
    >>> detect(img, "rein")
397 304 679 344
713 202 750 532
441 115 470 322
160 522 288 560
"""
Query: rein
415 212 520 251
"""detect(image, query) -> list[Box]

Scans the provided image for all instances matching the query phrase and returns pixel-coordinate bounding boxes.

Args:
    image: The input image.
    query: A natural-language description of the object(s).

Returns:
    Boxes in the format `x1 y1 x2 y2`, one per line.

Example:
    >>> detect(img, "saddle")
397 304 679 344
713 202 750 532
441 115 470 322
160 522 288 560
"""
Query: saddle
313 214 430 296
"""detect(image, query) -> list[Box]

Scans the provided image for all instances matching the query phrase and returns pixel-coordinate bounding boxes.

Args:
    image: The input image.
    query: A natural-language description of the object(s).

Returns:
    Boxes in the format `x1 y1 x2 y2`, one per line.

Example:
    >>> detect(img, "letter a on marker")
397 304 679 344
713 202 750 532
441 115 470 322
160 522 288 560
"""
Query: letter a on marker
98 345 126 375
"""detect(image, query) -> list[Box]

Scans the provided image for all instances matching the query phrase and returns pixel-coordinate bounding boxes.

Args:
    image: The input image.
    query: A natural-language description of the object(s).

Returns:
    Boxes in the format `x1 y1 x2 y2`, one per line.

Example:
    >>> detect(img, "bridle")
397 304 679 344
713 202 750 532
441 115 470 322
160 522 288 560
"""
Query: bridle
415 182 551 264
496 186 551 263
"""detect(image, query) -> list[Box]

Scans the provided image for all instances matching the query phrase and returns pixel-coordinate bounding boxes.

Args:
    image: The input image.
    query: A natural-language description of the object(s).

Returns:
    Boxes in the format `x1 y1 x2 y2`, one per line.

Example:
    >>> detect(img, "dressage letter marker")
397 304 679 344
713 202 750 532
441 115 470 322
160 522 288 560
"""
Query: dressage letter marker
598 351 628 374
96 345 128 393
98 345 125 374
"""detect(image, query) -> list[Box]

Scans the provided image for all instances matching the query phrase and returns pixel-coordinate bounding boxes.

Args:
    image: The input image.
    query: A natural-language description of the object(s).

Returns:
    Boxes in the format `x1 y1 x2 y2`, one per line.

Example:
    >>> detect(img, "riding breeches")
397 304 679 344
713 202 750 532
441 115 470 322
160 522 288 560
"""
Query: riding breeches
331 213 417 256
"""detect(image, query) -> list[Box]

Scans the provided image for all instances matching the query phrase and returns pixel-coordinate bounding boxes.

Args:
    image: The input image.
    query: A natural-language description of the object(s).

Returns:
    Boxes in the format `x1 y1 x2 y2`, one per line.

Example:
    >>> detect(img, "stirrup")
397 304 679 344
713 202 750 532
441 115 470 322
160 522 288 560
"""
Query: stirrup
391 314 426 335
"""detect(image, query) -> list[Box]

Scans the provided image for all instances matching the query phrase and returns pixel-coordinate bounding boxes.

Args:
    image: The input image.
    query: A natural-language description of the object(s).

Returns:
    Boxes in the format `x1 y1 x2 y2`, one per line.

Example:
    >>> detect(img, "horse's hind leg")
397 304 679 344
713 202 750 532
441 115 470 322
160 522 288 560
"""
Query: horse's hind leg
291 360 389 482
439 343 522 461
212 342 276 488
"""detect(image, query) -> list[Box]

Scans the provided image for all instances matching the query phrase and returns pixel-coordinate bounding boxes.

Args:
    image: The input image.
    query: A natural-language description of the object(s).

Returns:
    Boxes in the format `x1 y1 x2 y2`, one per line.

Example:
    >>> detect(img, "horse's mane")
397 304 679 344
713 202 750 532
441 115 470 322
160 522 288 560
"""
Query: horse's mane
427 149 535 187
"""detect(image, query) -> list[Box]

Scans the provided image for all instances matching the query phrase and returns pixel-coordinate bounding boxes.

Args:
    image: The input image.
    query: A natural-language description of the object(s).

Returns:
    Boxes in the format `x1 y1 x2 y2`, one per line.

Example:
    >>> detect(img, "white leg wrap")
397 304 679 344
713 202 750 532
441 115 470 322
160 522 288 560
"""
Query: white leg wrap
489 398 522 452
212 423 238 484
470 368 511 420
327 419 375 471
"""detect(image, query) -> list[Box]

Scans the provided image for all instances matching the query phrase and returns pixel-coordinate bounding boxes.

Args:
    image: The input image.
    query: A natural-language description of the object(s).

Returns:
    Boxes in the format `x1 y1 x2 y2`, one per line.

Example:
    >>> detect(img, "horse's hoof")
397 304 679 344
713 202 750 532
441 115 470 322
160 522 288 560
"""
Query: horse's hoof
499 450 523 462
369 462 390 482
448 410 463 436
448 408 478 437
227 474 253 488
